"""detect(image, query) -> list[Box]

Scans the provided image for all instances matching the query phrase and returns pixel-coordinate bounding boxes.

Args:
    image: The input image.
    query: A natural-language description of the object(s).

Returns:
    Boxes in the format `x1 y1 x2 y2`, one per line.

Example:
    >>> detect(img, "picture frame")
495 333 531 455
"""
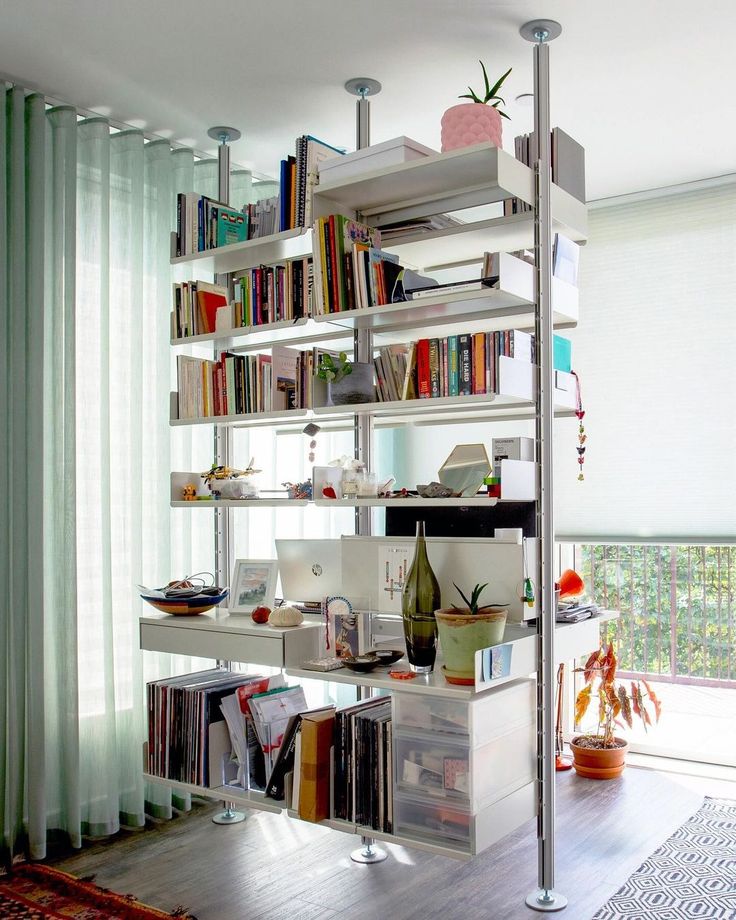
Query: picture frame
325 596 369 657
229 559 278 616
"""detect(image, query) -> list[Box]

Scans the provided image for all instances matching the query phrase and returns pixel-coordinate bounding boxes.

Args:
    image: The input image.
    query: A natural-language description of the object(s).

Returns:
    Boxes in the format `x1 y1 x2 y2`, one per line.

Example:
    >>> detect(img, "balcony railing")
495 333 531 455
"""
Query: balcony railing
575 544 736 689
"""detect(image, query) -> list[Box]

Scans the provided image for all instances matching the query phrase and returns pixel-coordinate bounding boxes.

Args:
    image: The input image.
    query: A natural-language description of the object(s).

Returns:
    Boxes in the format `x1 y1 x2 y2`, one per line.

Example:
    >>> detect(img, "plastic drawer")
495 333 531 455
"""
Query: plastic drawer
392 677 535 748
394 790 472 849
394 722 535 812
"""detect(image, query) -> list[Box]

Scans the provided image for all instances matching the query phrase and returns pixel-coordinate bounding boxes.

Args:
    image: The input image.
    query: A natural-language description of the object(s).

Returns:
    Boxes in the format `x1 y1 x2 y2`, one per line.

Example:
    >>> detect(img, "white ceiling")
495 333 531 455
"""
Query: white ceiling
2 0 735 200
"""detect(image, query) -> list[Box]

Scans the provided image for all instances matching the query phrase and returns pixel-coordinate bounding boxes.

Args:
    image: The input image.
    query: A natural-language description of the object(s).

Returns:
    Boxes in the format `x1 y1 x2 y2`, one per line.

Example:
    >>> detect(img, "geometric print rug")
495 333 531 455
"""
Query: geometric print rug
592 797 736 919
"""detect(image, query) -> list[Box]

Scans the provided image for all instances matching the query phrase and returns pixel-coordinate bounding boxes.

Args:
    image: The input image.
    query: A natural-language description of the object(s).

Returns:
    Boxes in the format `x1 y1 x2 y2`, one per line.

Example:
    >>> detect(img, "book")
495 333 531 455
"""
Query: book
458 334 472 396
298 708 335 822
406 277 497 299
215 207 248 247
196 282 229 335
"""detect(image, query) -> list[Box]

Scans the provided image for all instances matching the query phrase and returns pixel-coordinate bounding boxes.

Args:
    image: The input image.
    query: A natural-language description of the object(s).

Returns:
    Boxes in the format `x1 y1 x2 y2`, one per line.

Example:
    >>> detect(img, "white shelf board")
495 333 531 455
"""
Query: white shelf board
143 772 284 814
170 407 312 429
312 496 501 508
170 227 311 274
314 143 533 223
140 609 323 638
171 499 308 508
170 396 576 430
385 198 587 273
319 293 577 345
170 317 360 354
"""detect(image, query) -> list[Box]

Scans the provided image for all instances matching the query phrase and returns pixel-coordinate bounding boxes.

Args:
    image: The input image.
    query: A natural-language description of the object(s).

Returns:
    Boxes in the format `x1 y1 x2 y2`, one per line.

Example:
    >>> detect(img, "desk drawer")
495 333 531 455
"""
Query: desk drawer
140 622 285 667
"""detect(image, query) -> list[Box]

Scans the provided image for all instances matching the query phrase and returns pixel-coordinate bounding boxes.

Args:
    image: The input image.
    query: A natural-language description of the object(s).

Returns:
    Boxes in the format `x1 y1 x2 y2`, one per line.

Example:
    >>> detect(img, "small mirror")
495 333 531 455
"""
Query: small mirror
438 444 491 497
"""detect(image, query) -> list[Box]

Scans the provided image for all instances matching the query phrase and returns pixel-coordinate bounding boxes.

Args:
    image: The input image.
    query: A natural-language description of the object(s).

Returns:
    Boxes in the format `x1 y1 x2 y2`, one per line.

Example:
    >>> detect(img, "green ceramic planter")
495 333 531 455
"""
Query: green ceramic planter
436 607 508 680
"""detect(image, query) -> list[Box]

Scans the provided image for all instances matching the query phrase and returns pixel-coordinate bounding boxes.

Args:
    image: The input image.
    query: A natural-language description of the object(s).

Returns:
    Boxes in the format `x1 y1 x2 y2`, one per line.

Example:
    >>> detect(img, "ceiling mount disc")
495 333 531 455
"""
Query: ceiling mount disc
519 19 562 43
207 125 242 143
344 77 382 98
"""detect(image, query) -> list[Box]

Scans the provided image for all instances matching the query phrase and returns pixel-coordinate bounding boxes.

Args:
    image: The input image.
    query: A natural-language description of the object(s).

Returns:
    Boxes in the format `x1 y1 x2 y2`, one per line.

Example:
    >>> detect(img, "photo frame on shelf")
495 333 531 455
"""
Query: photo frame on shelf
230 559 278 616
324 596 368 657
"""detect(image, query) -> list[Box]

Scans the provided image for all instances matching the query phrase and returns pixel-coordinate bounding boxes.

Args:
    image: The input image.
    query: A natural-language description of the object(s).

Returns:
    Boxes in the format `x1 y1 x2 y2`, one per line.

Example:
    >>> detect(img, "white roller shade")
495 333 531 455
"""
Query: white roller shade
554 182 736 540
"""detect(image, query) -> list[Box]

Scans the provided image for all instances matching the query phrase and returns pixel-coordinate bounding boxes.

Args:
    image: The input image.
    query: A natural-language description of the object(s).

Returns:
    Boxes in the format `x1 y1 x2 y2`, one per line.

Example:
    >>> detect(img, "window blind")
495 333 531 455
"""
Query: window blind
554 182 736 540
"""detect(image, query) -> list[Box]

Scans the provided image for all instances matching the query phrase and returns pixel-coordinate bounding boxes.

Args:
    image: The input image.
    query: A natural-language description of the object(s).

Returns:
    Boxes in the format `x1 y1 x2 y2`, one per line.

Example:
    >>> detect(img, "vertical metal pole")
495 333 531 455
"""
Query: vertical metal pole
347 82 387 866
354 88 373 539
209 127 245 826
521 19 567 913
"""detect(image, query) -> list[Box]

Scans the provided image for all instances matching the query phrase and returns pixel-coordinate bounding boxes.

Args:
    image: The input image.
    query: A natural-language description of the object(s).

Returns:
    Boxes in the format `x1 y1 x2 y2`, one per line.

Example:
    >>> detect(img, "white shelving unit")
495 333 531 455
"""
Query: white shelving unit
143 25 589 905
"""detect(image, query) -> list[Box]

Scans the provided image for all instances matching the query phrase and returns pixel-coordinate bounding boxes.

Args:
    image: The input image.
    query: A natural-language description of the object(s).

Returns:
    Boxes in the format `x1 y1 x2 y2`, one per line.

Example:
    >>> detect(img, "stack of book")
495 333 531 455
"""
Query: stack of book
414 329 534 400
312 214 403 314
234 258 313 327
146 669 265 786
333 698 393 833
175 194 249 256
505 127 586 216
243 197 279 239
175 345 324 419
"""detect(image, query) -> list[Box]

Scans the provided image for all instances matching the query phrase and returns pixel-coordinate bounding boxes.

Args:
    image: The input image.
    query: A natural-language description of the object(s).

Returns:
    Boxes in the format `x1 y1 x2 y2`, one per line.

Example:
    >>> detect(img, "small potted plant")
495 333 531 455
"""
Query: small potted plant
435 583 508 685
572 642 662 779
317 352 375 406
441 62 512 152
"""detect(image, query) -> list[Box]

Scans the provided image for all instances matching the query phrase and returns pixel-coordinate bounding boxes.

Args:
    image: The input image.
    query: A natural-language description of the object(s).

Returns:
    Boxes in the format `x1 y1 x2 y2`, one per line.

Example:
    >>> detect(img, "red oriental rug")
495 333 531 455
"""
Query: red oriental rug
0 864 196 919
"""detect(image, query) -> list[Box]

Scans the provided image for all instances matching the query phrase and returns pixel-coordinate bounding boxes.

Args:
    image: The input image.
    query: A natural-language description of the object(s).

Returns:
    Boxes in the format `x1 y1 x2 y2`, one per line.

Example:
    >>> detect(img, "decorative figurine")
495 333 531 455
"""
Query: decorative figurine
181 484 197 501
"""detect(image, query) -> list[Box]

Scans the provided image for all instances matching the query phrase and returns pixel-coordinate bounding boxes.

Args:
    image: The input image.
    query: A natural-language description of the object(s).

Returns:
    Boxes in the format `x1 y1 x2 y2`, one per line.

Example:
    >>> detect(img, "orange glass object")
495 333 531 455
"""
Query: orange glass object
558 568 585 599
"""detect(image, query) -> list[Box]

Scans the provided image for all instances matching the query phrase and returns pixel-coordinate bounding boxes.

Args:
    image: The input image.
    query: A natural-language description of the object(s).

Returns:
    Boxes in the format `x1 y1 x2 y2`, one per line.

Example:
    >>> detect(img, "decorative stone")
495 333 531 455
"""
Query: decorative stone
269 605 304 628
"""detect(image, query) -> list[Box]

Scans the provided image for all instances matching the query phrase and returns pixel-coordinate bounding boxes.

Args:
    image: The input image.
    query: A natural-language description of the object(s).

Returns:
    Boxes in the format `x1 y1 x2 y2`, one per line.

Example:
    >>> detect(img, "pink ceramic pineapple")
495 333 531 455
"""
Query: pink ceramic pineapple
441 63 511 152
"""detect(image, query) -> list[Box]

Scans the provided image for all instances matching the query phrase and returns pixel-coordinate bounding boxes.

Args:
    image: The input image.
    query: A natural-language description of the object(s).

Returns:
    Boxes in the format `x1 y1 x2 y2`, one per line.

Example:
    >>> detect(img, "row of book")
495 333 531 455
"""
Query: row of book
175 346 324 419
172 280 228 339
504 127 586 216
414 330 534 399
234 258 313 327
333 698 393 833
145 669 277 786
312 214 403 314
173 136 343 256
374 344 414 403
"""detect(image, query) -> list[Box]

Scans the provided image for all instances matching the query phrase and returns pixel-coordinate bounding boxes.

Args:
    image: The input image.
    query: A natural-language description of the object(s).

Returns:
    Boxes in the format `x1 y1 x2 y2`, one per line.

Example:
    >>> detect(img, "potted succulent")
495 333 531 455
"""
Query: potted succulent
572 642 662 779
317 352 375 406
441 62 512 152
435 583 508 685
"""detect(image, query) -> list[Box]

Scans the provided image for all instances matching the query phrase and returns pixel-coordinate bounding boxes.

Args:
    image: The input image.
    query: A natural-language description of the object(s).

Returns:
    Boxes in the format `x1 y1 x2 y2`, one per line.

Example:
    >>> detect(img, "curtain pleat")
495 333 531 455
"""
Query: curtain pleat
43 105 81 852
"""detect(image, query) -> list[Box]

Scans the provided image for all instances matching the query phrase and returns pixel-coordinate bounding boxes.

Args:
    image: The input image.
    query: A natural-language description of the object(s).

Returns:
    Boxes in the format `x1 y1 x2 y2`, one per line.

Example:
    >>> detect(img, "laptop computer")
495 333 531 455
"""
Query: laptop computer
275 539 343 603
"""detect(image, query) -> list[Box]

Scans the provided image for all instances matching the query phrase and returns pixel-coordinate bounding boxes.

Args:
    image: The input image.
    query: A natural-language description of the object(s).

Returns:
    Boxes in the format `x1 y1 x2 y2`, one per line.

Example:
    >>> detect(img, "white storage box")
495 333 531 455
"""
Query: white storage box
394 790 472 848
317 136 437 183
392 678 535 747
394 721 535 812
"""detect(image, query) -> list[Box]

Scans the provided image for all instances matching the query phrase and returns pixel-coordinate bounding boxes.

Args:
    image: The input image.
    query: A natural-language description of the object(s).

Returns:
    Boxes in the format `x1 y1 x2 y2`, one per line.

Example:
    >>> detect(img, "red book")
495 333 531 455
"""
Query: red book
416 339 431 399
197 289 228 335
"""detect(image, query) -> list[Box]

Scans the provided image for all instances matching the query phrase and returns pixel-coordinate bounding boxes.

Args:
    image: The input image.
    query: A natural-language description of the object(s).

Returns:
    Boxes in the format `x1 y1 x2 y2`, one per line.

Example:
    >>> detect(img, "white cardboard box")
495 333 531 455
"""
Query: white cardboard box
317 136 437 183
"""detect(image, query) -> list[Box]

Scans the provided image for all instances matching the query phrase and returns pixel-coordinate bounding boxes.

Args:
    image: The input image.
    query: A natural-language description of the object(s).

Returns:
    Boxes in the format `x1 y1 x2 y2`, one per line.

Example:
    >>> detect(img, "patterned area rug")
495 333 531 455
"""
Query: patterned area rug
592 797 736 919
0 864 196 919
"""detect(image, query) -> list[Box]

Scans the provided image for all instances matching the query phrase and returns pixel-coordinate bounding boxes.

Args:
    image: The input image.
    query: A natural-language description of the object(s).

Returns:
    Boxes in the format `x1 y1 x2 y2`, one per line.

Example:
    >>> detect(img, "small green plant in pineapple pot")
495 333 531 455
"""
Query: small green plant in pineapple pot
441 62 512 152
316 352 375 406
435 582 508 685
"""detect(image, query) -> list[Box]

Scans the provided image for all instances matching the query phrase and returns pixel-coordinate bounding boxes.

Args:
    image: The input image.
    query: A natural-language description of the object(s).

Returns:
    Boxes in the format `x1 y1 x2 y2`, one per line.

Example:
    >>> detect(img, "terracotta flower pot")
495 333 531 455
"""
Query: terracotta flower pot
570 736 629 780
435 606 507 683
440 103 503 153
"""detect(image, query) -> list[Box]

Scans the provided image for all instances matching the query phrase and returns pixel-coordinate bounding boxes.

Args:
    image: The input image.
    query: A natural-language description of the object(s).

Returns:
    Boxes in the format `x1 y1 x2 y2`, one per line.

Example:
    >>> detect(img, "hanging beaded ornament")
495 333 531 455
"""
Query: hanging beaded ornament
570 371 586 481
303 422 321 464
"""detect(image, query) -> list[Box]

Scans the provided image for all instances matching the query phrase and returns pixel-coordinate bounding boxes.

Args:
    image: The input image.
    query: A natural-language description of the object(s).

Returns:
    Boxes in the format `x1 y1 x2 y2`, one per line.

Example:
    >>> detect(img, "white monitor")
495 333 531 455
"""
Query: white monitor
275 539 343 603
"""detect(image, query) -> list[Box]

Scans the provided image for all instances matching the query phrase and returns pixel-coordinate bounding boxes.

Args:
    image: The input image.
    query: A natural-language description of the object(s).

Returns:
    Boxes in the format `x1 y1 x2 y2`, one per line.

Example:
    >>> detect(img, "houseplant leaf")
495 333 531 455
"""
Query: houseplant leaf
480 60 491 101
574 684 592 723
641 679 662 721
617 686 633 728
488 66 512 99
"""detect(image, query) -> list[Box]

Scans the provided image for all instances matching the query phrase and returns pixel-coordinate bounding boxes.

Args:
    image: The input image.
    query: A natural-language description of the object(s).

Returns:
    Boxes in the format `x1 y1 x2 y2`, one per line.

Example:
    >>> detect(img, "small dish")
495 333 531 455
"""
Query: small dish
370 648 405 666
341 654 381 673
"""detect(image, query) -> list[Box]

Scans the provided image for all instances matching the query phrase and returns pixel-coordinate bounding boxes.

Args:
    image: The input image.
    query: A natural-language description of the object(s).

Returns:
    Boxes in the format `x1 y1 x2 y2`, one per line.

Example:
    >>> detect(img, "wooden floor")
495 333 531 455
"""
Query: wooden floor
53 765 736 920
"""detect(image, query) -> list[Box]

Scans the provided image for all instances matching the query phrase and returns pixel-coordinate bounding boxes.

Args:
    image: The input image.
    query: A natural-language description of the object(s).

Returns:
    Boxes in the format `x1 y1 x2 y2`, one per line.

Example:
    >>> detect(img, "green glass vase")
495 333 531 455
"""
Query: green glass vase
401 521 441 673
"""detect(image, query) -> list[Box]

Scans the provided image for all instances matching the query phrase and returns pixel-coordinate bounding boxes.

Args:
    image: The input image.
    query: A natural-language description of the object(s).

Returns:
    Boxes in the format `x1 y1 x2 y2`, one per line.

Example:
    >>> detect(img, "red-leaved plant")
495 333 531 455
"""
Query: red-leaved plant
574 642 662 748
